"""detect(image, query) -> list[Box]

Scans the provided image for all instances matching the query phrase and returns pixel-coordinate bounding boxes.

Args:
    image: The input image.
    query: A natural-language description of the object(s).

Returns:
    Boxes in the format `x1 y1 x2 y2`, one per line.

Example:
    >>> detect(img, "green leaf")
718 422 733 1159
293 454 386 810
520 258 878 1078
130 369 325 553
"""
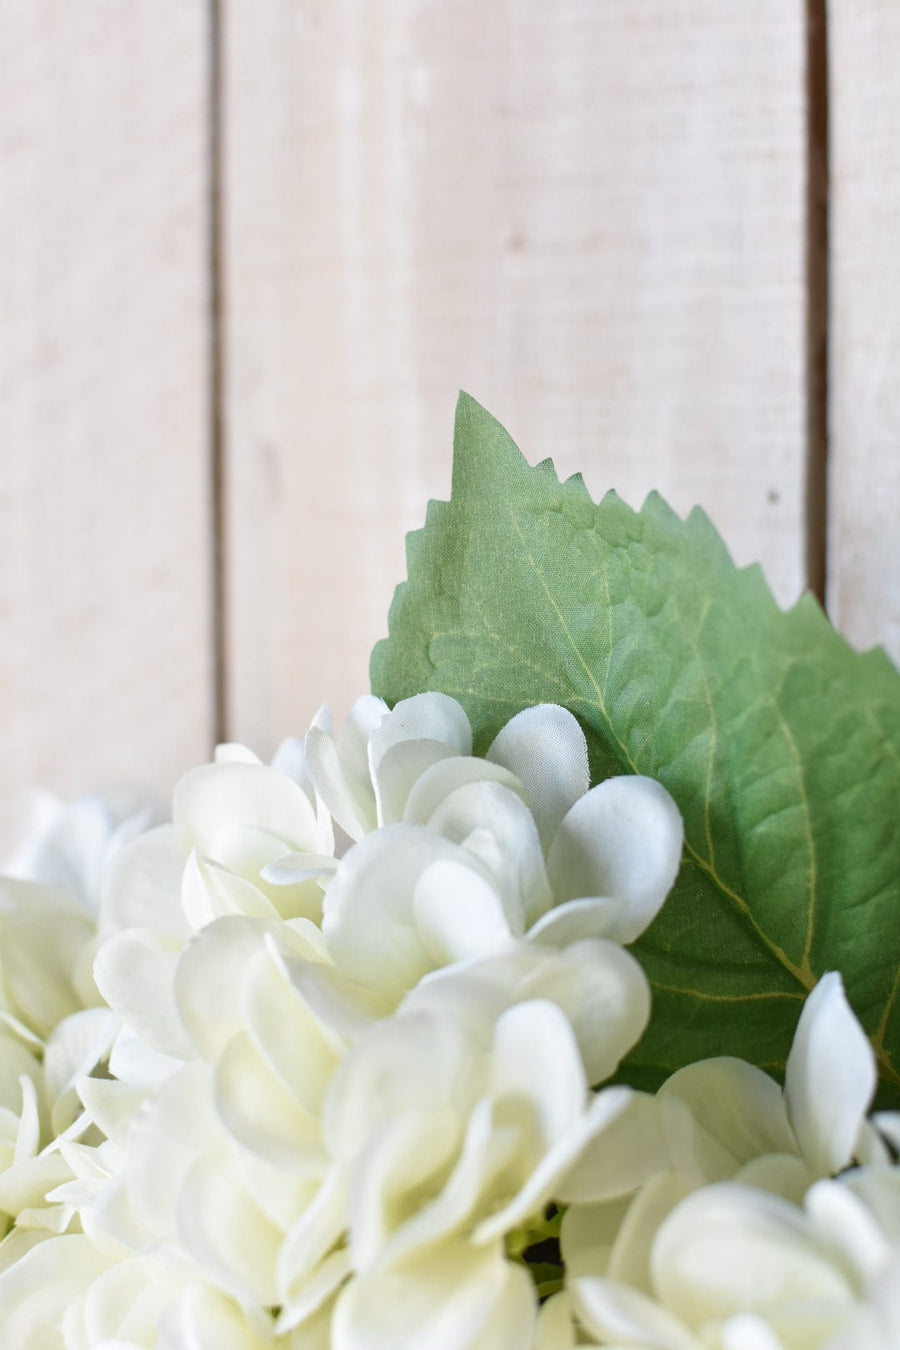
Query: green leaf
371 393 900 1101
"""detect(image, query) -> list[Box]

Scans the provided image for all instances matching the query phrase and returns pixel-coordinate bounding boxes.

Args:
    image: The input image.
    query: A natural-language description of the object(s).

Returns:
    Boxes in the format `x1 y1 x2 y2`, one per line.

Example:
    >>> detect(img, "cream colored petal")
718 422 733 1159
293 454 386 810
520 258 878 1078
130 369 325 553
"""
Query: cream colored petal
174 761 319 858
99 824 189 942
659 1058 795 1171
403 757 526 828
651 1182 855 1329
548 777 683 944
321 826 461 1002
331 1240 534 1350
487 705 589 851
413 861 515 965
556 1091 669 1206
784 972 876 1178
426 781 552 929
572 1275 698 1350
373 740 458 827
349 1107 461 1268
368 693 472 778
517 939 650 1085
176 1150 282 1307
93 930 189 1060
214 1031 326 1174
323 1012 478 1162
173 916 268 1061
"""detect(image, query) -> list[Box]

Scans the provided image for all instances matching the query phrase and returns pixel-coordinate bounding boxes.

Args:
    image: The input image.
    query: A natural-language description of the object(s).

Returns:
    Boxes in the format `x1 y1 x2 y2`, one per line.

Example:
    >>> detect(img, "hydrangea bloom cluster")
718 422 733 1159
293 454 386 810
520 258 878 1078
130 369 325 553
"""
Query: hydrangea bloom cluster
0 694 896 1349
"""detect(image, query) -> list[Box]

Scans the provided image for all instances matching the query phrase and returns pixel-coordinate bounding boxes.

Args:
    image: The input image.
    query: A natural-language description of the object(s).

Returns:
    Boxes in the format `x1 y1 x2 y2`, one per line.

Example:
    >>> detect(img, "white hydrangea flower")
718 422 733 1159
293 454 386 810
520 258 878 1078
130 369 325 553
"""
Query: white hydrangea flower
0 787 156 1245
547 974 896 1350
550 1170 900 1350
0 696 691 1348
315 695 683 1006
0 1234 319 1349
0 785 158 1045
658 973 878 1197
93 739 339 1082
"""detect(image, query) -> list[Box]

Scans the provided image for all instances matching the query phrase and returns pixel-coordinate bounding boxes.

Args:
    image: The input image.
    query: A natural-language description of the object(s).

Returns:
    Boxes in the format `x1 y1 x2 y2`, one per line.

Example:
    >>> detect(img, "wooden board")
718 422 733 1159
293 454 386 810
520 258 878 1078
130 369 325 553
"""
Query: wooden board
827 0 900 666
222 0 808 752
0 2 214 820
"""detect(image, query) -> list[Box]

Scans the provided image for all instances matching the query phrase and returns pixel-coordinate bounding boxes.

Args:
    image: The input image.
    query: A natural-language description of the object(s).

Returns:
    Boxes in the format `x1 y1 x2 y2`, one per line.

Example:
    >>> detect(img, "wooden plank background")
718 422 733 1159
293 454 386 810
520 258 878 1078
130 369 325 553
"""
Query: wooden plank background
0 0 897 812
0 1 213 830
827 0 900 661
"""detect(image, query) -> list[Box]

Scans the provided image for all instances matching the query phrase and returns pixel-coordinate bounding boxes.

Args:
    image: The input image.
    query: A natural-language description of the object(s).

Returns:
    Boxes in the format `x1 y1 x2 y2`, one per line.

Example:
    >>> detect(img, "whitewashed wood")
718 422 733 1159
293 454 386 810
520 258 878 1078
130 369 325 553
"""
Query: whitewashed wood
827 0 900 665
0 2 214 818
223 0 808 751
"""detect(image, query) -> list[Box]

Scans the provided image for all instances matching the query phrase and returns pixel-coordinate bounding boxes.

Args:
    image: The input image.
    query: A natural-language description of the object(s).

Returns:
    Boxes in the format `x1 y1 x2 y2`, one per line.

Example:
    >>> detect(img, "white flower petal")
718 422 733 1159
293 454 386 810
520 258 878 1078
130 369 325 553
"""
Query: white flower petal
368 693 472 778
0 907 95 1038
413 861 515 965
474 1087 638 1246
607 1170 693 1295
215 742 263 764
518 939 651 1085
277 1246 352 1334
403 756 526 828
733 1154 812 1204
784 972 876 1177
277 952 387 1045
159 1282 279 1350
332 1240 535 1350
107 1024 183 1091
44 1008 119 1132
324 1012 478 1163
555 1090 669 1206
349 1107 461 1268
214 1031 326 1173
260 852 337 886
127 1061 216 1236
721 1314 789 1350
490 1000 587 1143
305 723 376 842
427 780 553 927
372 740 459 828
487 705 590 850
322 826 462 1002
526 896 632 947
278 1166 348 1302
548 776 683 943
338 696 389 782
805 1177 890 1286
659 1058 796 1173
651 1182 855 1328
842 1164 900 1243
0 1233 113 1348
560 1195 636 1277
378 1097 518 1265
76 1077 144 1148
99 824 189 941
0 1035 41 1114
207 825 325 921
174 916 269 1061
181 850 278 926
244 948 342 1114
93 930 190 1059
174 761 319 858
534 1291 579 1350
177 1151 283 1306
572 1275 697 1350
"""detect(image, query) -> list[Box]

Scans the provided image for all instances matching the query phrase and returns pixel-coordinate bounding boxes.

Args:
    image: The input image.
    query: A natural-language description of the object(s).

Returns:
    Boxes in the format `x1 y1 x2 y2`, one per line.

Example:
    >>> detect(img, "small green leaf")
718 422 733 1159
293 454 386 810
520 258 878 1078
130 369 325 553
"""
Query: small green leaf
371 393 900 1100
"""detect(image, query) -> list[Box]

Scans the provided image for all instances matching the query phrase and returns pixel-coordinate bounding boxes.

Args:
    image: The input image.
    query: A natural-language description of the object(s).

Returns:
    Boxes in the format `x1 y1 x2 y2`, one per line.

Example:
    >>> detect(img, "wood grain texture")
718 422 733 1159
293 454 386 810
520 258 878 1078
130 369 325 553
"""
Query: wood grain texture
0 2 214 813
827 0 900 665
222 0 808 750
